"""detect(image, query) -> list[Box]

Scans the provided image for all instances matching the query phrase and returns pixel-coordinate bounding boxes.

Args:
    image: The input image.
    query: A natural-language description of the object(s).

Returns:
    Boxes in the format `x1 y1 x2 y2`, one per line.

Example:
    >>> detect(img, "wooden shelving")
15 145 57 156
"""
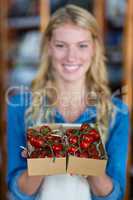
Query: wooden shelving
123 0 133 199
0 0 8 199
93 0 106 37
0 0 41 198
40 0 50 32
8 16 40 29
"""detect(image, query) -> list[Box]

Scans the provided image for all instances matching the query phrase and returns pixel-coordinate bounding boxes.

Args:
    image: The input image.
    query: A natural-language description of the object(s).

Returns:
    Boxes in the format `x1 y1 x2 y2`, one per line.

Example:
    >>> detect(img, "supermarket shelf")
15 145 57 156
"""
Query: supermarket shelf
8 16 40 29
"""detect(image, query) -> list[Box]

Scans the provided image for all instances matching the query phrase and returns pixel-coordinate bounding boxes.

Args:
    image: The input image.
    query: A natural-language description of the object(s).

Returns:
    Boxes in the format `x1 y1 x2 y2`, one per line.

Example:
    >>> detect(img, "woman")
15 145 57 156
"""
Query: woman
7 4 129 200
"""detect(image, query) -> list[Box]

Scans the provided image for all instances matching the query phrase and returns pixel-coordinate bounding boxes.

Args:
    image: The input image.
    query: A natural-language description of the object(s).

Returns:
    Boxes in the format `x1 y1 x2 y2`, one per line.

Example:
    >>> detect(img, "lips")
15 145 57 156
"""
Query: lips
63 64 81 72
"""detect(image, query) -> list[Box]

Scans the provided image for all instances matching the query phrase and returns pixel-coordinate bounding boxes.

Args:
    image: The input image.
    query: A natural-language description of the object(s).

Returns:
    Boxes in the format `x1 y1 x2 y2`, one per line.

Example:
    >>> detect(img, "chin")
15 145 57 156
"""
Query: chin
62 75 84 83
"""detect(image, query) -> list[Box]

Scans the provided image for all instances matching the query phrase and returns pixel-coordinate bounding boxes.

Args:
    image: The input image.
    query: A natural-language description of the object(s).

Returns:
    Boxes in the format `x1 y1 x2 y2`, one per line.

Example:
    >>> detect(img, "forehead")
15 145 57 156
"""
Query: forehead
51 24 92 43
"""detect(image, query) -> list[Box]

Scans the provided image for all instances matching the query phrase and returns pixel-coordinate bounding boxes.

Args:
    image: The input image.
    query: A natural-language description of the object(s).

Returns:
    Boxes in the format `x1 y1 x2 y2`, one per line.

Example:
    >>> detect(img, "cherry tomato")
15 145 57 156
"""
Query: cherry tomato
91 154 99 159
80 123 90 131
29 136 44 148
75 150 80 157
88 143 97 152
30 149 42 158
91 148 99 155
27 128 36 135
27 133 32 140
47 153 53 158
80 139 91 149
67 146 78 154
66 128 74 137
30 151 38 158
88 144 99 158
89 129 100 141
69 135 78 145
79 151 89 158
39 151 47 158
55 152 65 158
52 144 63 152
80 134 94 143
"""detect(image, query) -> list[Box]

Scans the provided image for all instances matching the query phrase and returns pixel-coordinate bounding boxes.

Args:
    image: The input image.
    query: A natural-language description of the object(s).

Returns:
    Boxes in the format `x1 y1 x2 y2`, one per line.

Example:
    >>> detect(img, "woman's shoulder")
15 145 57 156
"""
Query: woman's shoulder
7 91 32 110
111 97 129 116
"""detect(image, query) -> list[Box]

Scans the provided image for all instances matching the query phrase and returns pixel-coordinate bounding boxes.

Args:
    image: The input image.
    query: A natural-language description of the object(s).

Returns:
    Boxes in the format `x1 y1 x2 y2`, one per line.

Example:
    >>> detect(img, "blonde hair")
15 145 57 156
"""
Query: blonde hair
26 4 114 142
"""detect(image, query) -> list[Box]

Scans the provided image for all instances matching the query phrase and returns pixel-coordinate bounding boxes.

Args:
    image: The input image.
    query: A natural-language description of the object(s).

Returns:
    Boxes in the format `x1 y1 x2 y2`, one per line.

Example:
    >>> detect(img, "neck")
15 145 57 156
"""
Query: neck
54 78 88 110
55 78 86 97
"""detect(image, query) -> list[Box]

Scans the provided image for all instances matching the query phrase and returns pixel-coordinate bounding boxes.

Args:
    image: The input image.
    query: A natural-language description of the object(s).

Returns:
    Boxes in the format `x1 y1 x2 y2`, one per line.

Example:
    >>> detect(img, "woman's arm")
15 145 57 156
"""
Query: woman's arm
7 94 44 200
88 99 129 200
18 149 44 195
18 170 44 195
87 174 113 197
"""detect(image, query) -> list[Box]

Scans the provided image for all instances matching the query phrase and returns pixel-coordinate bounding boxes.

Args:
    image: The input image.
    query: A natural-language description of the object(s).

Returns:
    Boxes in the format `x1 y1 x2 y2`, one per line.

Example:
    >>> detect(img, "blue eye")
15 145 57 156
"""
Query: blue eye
79 44 88 48
55 44 64 48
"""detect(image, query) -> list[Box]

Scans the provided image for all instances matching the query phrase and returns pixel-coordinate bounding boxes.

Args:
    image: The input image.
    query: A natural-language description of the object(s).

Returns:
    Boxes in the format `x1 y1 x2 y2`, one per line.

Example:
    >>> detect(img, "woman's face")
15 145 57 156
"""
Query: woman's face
48 23 94 83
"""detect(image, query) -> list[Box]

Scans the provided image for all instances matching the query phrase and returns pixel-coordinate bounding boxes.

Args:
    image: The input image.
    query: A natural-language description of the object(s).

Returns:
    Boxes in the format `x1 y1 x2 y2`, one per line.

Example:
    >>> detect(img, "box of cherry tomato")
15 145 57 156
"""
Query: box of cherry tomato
27 123 107 176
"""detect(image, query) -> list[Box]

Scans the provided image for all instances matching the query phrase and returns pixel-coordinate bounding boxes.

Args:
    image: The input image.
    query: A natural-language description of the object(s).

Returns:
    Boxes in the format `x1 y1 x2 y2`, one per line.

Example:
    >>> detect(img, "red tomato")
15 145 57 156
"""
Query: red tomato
47 153 53 158
89 130 100 141
80 139 91 149
80 123 90 131
75 150 80 157
80 134 94 143
30 151 38 158
27 133 32 140
66 128 74 137
55 152 65 158
29 136 44 148
88 144 97 152
67 146 78 154
27 128 35 135
69 135 78 145
88 144 99 159
91 154 99 159
52 144 63 152
30 149 42 158
39 151 47 158
79 151 89 158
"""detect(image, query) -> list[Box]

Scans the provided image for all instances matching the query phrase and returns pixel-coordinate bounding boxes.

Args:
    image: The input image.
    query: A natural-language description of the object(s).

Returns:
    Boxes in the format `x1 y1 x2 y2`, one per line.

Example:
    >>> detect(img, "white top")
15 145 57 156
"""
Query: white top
38 174 92 200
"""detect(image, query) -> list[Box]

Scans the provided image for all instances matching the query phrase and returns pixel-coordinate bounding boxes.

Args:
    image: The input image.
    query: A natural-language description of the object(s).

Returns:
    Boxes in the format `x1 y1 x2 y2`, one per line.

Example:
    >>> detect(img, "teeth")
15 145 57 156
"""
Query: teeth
63 64 81 72
63 64 81 68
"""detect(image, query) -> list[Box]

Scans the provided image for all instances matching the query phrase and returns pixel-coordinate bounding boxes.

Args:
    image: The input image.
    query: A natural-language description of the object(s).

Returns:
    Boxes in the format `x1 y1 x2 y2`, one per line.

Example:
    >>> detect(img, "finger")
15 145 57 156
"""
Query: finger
70 173 77 176
21 149 28 158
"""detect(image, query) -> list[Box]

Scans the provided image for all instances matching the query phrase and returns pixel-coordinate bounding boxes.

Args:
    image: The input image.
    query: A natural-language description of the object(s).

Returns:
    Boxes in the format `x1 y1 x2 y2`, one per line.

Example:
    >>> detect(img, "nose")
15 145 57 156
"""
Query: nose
65 47 77 62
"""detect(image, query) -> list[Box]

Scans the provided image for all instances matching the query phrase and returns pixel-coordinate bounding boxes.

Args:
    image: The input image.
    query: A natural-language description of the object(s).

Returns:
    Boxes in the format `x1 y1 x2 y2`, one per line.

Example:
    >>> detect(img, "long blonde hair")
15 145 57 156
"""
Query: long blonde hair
26 4 114 142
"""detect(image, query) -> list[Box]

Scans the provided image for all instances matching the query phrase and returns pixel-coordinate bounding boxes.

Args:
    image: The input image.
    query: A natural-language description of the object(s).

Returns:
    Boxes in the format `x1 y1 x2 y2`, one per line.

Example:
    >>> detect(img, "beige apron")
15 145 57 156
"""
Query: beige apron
38 174 92 200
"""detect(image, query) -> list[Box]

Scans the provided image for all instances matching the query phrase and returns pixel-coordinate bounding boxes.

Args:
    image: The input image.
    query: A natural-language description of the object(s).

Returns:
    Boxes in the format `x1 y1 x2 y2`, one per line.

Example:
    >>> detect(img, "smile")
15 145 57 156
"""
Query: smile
63 64 81 71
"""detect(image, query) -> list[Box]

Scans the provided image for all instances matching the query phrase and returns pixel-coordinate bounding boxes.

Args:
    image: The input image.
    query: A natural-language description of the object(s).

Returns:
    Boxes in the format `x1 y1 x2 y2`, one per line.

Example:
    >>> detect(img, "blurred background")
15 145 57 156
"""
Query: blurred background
0 0 133 199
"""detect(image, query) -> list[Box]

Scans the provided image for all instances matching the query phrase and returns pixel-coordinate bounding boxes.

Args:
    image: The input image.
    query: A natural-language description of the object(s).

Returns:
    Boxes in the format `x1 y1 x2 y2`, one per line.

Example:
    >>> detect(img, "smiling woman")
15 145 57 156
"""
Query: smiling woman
7 4 129 200
48 24 94 82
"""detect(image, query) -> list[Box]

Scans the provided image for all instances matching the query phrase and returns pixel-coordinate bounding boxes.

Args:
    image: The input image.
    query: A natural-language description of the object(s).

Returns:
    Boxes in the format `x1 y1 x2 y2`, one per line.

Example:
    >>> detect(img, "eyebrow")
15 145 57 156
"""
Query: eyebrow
54 40 91 44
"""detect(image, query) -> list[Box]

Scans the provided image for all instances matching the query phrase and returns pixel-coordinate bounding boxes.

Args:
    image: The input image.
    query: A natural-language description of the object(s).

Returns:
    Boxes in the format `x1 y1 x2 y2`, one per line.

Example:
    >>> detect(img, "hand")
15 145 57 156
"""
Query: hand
20 146 28 158
70 173 88 178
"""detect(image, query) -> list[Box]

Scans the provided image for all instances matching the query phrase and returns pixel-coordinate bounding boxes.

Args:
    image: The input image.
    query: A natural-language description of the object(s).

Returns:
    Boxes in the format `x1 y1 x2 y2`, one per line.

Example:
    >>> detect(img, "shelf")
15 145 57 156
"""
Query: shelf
131 167 133 176
8 16 40 29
